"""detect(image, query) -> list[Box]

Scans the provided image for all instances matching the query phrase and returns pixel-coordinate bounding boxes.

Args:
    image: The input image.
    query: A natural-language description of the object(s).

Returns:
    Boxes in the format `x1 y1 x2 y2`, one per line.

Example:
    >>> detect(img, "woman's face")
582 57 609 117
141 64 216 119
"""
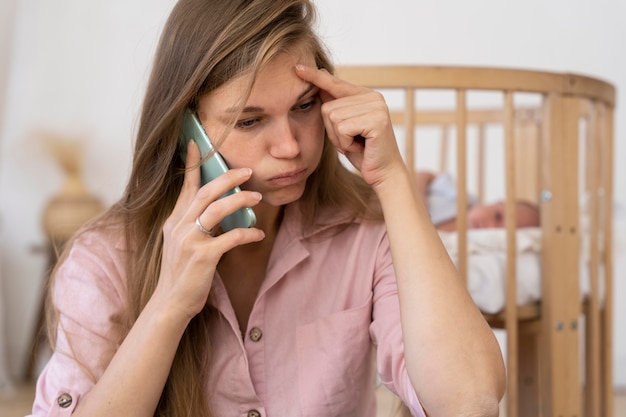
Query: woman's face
196 49 325 207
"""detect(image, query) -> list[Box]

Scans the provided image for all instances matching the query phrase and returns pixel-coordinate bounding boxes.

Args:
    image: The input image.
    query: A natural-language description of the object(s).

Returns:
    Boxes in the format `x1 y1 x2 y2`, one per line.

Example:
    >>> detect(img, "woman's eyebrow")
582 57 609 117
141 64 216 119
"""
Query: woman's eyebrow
297 84 319 101
225 83 319 114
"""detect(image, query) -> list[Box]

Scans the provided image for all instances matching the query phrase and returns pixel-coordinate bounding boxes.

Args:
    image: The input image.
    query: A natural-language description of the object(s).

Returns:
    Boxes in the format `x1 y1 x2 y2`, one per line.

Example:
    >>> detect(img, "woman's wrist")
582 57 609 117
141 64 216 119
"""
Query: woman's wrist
146 287 196 332
370 162 414 203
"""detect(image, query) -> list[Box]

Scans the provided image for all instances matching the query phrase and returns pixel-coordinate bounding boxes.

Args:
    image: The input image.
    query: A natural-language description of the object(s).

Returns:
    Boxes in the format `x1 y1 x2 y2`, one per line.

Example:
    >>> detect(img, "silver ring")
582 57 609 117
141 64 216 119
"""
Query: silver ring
195 217 213 235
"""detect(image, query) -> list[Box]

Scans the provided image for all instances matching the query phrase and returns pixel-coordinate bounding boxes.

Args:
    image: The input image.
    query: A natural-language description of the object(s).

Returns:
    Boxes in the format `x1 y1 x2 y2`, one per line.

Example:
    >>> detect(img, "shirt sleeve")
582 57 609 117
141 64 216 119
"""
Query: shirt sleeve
28 230 127 417
369 230 427 417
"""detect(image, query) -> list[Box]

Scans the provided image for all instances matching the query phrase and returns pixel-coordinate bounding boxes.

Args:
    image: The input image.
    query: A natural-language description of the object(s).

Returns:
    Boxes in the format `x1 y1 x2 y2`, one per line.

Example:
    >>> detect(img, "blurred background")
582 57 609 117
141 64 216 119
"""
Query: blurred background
0 0 624 407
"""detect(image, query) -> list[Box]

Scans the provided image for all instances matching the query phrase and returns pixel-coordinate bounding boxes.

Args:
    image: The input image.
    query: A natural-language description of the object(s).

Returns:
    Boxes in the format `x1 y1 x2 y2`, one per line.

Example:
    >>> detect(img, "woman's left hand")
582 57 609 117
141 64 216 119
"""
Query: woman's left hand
295 65 405 189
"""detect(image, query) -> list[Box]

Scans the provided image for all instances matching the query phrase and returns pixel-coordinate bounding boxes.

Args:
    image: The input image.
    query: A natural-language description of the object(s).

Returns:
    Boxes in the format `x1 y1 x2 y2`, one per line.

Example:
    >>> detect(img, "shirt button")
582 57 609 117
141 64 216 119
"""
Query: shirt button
247 410 261 417
249 327 263 342
57 393 73 408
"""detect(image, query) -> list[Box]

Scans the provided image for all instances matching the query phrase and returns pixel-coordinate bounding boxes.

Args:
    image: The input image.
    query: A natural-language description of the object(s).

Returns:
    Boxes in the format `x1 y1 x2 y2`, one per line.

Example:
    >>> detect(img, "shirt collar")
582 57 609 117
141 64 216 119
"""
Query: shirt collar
208 202 358 313
281 201 359 241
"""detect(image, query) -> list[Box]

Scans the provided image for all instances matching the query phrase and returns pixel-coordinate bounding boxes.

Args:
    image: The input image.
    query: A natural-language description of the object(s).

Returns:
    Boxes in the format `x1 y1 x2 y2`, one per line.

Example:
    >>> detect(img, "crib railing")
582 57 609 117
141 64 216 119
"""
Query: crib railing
336 65 616 417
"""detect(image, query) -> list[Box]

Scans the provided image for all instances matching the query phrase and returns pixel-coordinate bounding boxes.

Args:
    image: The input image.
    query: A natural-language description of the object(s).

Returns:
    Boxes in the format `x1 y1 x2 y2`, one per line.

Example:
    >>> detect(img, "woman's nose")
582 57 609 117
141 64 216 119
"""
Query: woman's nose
269 118 300 159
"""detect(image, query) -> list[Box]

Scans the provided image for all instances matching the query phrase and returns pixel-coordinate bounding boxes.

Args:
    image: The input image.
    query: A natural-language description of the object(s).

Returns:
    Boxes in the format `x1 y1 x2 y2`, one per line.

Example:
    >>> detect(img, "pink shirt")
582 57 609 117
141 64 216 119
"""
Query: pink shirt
30 204 425 417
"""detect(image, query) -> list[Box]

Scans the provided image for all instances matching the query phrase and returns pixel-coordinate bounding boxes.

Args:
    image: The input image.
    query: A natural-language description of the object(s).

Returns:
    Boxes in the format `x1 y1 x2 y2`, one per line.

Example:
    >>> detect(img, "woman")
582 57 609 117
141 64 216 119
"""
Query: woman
31 1 505 416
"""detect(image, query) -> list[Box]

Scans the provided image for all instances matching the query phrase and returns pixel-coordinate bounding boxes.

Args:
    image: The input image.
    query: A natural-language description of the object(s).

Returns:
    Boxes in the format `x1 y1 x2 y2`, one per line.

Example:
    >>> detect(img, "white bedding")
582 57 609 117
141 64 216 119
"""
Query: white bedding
438 228 542 314
441 205 626 314
438 227 592 314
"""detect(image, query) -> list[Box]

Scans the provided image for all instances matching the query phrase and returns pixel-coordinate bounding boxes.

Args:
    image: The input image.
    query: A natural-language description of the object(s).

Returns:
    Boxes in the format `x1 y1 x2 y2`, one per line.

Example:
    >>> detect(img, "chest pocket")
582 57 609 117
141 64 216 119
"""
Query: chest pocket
296 302 374 417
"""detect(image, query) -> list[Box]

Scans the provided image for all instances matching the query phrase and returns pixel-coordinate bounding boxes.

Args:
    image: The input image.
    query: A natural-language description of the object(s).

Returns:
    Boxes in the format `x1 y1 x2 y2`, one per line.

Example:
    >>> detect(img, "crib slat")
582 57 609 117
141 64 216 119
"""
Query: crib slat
477 124 486 204
585 99 602 417
514 114 541 204
455 89 468 283
540 94 582 416
503 91 519 417
439 125 449 174
602 103 615 417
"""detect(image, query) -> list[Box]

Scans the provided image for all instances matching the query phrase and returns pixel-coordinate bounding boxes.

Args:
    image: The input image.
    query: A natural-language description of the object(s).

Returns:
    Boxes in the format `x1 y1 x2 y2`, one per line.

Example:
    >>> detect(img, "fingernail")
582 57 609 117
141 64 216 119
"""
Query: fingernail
295 64 305 72
240 168 252 177
252 192 262 201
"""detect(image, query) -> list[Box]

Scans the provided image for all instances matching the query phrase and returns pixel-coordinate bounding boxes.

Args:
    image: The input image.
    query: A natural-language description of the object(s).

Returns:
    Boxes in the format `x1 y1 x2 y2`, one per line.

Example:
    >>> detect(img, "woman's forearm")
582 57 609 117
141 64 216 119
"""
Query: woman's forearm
374 164 505 417
71 295 190 417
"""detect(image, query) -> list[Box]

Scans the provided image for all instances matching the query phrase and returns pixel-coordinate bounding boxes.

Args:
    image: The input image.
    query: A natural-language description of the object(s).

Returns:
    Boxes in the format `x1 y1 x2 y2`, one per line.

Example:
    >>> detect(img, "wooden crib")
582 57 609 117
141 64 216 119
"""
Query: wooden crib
336 65 616 417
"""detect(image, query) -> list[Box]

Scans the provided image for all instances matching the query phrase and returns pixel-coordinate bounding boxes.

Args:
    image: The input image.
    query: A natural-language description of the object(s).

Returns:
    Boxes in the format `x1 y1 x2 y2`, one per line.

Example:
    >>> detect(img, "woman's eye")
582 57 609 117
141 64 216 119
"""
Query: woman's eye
296 97 318 111
236 118 258 129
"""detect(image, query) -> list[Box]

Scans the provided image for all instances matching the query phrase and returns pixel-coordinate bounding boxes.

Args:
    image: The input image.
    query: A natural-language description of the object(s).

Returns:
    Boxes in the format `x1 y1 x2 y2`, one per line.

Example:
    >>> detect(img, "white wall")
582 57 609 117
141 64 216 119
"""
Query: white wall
0 0 624 388
0 0 176 380
0 0 21 395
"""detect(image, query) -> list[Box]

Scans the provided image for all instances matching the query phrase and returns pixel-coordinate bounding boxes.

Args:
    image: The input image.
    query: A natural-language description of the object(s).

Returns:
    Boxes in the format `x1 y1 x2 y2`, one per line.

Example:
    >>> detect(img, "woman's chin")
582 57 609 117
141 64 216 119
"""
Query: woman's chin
262 185 306 207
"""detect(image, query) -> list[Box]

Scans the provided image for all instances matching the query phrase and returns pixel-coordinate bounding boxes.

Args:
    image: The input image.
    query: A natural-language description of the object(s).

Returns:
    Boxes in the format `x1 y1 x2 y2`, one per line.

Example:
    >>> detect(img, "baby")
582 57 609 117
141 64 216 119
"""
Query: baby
414 171 540 231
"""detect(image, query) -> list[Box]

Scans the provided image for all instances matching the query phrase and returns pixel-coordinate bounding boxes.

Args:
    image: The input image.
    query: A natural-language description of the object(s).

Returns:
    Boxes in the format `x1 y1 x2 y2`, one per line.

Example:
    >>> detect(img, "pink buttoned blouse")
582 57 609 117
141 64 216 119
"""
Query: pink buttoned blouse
29 204 425 417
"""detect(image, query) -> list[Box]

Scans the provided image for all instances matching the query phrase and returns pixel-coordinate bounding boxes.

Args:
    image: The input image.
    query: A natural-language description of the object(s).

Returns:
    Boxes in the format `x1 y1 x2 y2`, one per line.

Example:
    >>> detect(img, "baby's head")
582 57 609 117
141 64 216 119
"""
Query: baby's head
467 200 540 229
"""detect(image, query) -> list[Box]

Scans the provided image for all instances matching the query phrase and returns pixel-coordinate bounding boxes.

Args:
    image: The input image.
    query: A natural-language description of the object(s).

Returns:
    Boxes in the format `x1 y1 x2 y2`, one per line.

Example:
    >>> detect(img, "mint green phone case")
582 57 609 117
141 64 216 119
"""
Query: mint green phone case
179 109 256 231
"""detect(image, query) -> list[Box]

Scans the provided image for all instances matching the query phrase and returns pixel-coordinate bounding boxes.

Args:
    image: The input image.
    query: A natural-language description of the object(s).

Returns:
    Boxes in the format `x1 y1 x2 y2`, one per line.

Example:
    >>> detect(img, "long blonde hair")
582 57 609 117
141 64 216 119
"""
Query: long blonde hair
47 1 380 416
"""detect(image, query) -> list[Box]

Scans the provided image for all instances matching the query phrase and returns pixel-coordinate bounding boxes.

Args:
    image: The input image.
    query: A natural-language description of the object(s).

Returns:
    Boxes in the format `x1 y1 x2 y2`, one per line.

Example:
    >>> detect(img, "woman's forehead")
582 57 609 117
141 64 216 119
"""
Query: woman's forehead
199 50 316 115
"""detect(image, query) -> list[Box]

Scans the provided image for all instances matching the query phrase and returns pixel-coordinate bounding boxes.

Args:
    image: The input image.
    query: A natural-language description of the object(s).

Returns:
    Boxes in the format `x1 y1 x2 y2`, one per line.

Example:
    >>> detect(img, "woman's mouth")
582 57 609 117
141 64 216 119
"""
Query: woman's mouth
268 168 307 186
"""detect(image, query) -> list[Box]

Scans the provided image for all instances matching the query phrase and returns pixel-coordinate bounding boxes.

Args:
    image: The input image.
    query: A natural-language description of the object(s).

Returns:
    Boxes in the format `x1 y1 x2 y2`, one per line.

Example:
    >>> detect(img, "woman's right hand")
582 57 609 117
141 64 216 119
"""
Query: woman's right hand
154 140 265 321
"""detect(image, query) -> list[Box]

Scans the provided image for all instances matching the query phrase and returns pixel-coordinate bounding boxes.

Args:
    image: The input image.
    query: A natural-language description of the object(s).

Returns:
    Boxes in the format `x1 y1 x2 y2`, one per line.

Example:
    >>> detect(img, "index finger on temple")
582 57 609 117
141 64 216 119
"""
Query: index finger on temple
295 65 361 99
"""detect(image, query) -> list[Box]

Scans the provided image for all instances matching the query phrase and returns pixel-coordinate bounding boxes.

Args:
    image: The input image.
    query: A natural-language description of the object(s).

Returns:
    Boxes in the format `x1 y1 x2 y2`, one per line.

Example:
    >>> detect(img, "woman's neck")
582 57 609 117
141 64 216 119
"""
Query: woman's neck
251 202 284 236
219 202 283 263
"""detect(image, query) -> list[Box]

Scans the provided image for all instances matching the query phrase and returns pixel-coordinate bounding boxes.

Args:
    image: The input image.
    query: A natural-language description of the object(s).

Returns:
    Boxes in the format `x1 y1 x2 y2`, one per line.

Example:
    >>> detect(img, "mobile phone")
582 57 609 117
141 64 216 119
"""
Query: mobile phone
179 109 256 232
